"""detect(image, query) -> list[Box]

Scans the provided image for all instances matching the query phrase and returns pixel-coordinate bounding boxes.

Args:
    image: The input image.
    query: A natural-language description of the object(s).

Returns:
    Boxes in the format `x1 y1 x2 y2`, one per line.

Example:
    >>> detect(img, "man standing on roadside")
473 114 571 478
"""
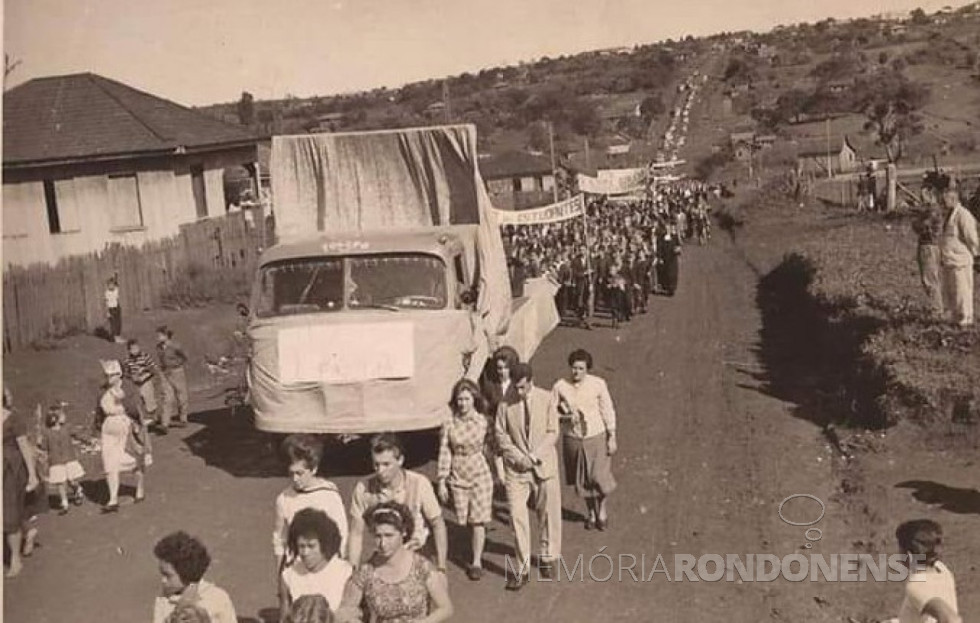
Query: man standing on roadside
939 186 980 327
912 181 946 317
496 362 561 590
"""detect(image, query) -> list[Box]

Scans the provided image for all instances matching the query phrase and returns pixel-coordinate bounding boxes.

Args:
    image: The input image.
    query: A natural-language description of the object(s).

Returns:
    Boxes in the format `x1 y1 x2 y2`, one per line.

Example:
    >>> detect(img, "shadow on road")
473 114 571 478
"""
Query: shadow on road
445 520 514 577
181 407 283 478
181 407 441 478
895 480 980 515
746 252 888 430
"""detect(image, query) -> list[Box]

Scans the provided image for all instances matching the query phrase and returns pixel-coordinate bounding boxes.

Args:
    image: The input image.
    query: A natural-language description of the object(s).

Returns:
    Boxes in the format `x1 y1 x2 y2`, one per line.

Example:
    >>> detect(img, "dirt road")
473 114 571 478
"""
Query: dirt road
3 231 898 623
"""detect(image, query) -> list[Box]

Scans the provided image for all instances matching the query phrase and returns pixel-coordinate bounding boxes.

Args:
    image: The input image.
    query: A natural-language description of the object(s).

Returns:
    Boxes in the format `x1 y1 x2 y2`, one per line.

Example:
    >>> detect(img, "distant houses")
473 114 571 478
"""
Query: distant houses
479 151 555 211
2 73 261 267
308 112 346 133
729 131 756 161
794 136 859 176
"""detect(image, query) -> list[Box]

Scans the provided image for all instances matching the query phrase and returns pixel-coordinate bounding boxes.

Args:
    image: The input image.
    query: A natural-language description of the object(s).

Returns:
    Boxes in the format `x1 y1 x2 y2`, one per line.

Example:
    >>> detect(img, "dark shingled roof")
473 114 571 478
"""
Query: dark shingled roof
3 73 257 166
479 150 553 180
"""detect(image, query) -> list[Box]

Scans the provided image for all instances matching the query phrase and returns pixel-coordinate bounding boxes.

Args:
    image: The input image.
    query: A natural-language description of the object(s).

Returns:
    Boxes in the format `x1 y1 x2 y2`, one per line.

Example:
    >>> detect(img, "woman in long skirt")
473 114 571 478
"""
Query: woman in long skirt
552 349 618 531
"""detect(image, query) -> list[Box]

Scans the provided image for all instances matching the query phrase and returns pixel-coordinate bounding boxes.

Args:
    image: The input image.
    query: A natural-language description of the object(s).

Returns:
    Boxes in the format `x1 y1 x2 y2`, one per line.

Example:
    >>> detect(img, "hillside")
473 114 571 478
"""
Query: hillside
198 2 980 172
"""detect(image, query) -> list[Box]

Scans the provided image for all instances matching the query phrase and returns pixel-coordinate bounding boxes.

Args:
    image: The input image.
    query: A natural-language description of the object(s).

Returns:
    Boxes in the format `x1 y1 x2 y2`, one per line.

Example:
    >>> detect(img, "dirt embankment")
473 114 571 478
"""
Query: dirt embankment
720 188 980 621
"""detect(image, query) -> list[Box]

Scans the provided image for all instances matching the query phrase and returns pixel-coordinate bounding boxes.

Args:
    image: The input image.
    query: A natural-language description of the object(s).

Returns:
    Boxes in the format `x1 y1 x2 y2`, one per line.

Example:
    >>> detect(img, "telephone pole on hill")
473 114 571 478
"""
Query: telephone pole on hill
442 80 452 124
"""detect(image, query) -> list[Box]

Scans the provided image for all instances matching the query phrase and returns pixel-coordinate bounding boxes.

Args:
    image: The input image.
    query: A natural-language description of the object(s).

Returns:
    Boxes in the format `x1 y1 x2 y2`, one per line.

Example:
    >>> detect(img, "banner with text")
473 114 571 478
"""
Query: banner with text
493 194 585 226
576 168 649 195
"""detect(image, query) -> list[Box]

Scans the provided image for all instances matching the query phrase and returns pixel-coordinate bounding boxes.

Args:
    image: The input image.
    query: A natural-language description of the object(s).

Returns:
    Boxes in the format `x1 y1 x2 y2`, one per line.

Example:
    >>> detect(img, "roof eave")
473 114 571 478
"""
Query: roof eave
3 138 259 171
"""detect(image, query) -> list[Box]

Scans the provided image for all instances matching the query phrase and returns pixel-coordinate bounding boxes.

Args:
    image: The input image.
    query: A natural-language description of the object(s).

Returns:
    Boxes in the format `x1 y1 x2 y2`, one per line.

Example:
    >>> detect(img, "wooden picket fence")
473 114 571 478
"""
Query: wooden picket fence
2 208 269 352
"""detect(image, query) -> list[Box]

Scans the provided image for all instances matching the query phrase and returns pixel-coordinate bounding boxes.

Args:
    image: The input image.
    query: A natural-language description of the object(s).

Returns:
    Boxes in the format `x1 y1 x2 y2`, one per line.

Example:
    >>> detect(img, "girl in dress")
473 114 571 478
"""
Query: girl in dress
97 360 145 512
337 502 452 623
41 403 86 514
436 379 493 581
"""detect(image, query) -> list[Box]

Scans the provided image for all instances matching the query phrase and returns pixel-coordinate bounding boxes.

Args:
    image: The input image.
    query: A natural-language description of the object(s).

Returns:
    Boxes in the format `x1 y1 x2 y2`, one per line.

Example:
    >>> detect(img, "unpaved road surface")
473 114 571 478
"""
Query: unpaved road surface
3 232 904 623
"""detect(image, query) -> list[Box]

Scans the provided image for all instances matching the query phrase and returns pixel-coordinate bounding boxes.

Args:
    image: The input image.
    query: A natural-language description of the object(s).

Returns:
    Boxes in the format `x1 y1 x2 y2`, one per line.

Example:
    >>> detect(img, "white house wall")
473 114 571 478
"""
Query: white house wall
2 147 255 268
204 167 226 218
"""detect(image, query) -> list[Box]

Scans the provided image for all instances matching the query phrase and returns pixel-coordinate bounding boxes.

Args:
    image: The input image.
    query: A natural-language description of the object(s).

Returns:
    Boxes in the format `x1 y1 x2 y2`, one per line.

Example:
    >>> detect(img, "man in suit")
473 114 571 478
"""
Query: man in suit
495 362 562 590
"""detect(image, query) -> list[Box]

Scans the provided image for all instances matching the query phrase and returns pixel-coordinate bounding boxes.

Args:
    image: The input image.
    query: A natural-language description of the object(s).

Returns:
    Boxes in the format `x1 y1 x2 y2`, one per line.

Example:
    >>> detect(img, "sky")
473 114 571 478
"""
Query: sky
3 0 965 107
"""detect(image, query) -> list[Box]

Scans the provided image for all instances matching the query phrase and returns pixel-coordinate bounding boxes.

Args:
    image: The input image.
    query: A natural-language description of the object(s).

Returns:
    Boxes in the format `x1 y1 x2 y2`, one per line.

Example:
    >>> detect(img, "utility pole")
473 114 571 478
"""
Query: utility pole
442 80 452 124
825 117 833 179
548 121 559 203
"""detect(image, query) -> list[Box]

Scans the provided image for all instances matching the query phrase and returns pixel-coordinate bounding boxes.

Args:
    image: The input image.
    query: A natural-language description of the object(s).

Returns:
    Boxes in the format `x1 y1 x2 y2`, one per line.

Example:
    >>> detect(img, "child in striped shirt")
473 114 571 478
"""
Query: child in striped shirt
124 339 161 431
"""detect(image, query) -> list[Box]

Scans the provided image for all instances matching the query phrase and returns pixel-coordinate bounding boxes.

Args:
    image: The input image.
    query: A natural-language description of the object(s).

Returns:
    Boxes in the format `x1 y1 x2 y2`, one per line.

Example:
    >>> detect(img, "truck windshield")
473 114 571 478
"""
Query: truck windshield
254 253 447 318
349 255 447 310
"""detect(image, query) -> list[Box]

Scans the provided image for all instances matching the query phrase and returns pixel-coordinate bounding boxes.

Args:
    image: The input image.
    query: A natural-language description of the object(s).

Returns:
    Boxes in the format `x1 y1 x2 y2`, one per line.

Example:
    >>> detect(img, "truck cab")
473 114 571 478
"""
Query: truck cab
246 226 488 434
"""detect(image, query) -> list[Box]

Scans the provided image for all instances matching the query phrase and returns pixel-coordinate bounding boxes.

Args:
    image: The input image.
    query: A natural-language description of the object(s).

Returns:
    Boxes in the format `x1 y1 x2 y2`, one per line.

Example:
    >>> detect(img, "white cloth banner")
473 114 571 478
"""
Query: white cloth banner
577 168 648 195
277 322 415 384
493 194 585 226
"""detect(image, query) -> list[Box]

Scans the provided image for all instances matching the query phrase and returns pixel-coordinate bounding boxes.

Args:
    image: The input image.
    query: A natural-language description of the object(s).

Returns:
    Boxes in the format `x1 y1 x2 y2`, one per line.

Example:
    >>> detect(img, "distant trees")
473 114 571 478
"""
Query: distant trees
639 93 666 120
810 53 863 82
723 56 757 83
237 92 255 126
528 122 550 152
909 8 930 25
854 71 929 162
568 99 601 136
775 88 810 124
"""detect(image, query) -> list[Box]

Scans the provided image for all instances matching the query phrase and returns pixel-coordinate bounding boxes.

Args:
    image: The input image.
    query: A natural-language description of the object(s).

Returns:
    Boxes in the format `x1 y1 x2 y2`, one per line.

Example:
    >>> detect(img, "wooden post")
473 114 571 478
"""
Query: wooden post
886 163 897 212
826 117 833 179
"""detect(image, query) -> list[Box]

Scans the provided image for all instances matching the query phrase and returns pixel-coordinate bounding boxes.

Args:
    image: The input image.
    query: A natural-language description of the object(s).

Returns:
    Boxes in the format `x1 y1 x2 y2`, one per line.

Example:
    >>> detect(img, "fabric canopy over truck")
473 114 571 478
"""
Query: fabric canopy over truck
270 124 512 340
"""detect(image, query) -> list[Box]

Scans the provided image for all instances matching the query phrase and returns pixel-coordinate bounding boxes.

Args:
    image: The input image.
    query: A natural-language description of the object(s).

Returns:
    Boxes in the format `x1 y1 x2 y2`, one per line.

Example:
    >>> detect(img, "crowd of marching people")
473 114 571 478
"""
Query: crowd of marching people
4 173 966 622
501 181 715 328
3 325 621 621
144 343 620 622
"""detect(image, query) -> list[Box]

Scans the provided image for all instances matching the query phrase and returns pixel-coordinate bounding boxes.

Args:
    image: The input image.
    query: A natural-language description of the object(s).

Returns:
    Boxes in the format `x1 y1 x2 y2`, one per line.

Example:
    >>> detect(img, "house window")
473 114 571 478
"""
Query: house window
107 174 144 231
191 165 208 218
44 180 61 233
43 179 82 234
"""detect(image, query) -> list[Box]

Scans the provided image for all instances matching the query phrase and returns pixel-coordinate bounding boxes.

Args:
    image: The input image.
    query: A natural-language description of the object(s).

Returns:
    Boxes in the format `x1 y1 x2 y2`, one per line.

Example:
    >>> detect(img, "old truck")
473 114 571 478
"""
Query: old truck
245 125 553 434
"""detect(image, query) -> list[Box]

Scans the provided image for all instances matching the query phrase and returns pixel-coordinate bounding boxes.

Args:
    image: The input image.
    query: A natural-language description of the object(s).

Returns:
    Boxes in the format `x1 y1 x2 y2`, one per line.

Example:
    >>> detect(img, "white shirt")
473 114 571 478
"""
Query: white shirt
153 580 236 623
940 204 980 268
551 374 617 439
899 561 958 623
105 286 119 309
273 479 349 559
281 556 353 613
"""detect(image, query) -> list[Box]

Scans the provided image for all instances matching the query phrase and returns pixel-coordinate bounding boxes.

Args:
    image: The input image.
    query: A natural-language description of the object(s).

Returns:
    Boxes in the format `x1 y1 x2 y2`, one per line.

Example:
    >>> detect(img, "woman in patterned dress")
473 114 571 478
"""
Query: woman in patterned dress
337 502 453 623
436 379 494 581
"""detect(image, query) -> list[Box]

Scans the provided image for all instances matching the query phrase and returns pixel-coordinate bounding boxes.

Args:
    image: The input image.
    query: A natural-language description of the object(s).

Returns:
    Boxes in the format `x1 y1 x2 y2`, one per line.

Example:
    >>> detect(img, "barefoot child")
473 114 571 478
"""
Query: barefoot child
40 403 86 514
